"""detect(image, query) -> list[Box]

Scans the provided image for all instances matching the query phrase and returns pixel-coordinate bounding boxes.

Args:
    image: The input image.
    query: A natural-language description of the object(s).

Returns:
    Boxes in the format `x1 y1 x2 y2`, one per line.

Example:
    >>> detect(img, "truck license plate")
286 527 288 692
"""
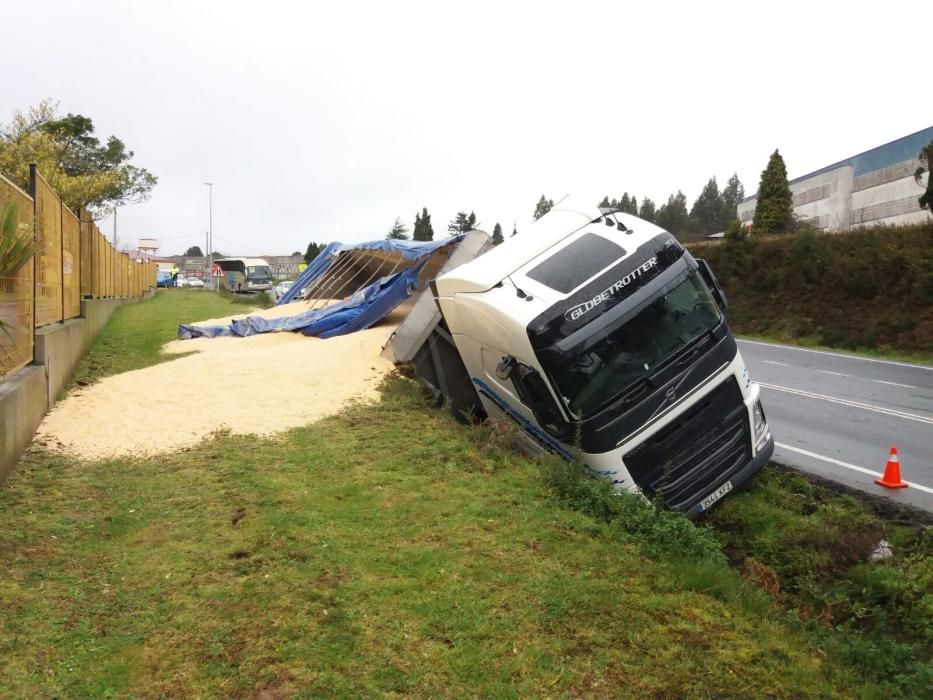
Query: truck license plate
699 481 733 511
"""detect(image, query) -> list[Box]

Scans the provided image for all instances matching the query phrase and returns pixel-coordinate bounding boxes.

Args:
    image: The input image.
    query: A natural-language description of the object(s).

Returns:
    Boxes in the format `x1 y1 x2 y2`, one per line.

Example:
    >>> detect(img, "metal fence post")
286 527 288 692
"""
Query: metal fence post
28 165 37 360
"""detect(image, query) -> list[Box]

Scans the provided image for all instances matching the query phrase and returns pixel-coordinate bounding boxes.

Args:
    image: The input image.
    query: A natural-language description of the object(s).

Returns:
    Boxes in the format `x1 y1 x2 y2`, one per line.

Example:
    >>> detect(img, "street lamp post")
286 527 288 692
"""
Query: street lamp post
204 182 213 289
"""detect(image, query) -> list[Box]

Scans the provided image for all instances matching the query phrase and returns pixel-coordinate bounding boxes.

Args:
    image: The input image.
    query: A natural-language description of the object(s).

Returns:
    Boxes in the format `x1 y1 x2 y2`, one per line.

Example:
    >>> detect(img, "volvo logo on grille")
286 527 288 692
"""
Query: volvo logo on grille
665 387 677 402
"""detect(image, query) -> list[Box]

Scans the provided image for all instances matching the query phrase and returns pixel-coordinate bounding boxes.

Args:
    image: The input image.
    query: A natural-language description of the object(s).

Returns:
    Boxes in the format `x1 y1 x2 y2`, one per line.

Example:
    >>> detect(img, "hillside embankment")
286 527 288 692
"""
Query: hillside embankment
690 223 933 358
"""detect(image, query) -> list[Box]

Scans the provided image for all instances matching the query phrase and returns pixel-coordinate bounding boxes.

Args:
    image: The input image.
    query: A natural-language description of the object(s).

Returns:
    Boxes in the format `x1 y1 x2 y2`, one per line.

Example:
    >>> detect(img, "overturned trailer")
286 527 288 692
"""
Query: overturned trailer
178 237 462 340
385 199 773 517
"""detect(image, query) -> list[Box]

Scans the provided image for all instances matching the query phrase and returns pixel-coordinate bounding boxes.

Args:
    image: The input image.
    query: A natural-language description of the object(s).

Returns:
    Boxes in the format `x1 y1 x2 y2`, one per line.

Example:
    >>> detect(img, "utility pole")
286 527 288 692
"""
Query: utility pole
204 182 213 289
205 231 210 281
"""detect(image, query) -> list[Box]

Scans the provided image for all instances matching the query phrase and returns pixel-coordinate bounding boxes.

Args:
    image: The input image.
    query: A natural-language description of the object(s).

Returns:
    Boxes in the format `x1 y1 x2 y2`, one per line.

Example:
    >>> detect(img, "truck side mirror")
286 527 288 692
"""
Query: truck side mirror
512 364 573 440
495 355 517 380
696 258 727 313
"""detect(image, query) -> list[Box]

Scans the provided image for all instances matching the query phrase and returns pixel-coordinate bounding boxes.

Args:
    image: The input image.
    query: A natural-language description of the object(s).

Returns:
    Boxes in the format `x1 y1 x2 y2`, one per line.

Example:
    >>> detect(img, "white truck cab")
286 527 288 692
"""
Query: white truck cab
429 199 773 516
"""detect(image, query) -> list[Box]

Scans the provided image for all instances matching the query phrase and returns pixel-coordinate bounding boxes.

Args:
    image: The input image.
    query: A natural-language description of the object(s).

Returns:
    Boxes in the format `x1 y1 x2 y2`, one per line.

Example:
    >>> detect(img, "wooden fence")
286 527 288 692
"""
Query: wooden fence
0 167 155 379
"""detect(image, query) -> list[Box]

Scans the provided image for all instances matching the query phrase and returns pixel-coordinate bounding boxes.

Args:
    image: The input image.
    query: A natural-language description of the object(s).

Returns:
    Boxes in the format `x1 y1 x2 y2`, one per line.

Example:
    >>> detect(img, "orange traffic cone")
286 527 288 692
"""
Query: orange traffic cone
875 447 908 489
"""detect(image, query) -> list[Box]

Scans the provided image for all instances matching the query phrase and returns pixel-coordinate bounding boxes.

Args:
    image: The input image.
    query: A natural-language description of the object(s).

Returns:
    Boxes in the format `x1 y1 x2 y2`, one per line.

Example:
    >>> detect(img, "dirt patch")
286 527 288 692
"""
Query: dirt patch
36 307 403 459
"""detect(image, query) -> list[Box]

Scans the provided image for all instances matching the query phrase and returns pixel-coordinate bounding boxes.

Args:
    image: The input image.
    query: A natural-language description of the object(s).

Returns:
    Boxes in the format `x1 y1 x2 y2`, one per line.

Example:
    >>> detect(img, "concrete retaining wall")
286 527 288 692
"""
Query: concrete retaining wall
0 292 153 483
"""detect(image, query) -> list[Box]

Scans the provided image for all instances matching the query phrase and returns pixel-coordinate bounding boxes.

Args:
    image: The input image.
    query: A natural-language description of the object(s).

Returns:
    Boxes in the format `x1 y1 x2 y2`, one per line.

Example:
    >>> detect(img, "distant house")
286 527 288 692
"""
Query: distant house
137 238 159 256
738 126 933 231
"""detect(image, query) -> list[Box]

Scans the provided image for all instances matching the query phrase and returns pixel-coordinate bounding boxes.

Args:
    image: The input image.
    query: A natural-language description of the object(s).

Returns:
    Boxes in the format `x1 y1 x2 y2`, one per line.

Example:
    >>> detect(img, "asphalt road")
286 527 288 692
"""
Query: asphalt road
737 339 933 512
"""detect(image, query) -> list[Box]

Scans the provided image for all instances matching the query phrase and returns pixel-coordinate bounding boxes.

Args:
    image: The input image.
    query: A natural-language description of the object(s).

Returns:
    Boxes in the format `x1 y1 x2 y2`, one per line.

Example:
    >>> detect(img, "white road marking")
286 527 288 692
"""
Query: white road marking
762 360 789 367
817 370 849 377
758 382 933 425
738 338 932 371
872 379 919 390
775 442 933 495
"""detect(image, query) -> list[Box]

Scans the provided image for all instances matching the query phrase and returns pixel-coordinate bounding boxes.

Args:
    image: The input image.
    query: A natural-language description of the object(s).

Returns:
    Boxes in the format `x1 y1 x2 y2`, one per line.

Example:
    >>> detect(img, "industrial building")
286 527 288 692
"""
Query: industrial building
738 126 932 231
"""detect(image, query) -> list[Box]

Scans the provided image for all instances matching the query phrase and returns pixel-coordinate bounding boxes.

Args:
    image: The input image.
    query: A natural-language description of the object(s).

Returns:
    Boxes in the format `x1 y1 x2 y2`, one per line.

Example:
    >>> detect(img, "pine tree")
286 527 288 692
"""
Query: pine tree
719 173 745 230
533 195 554 220
753 150 794 233
628 195 638 215
656 191 689 235
386 216 409 240
448 211 474 234
492 222 504 245
598 195 610 209
914 140 933 214
304 241 323 263
412 206 434 241
689 177 723 234
638 197 656 222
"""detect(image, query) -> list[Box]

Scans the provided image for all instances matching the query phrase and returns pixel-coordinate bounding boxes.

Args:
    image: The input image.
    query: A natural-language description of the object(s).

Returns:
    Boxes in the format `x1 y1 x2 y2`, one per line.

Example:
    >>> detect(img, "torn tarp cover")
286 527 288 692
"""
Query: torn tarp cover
275 235 462 306
334 236 462 260
177 265 424 341
276 241 343 306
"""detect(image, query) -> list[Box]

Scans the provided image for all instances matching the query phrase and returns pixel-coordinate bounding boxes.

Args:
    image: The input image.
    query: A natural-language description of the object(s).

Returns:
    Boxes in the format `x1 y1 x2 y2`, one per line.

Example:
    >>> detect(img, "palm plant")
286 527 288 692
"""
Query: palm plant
914 141 933 214
0 201 38 341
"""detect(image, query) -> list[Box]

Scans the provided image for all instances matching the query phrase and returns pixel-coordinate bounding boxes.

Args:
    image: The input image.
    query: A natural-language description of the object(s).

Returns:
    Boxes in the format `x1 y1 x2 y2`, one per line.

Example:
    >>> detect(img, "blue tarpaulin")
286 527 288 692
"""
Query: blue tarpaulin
178 265 426 340
178 235 463 341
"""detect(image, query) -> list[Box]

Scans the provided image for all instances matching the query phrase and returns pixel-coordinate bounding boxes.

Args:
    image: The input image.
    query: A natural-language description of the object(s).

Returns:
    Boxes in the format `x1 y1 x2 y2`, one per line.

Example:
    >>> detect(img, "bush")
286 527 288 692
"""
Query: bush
538 455 726 564
689 223 933 355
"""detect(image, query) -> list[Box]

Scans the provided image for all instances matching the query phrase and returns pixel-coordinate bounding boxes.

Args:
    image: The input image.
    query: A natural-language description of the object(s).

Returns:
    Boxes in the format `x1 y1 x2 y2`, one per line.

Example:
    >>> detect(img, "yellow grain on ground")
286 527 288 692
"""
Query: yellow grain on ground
36 303 402 459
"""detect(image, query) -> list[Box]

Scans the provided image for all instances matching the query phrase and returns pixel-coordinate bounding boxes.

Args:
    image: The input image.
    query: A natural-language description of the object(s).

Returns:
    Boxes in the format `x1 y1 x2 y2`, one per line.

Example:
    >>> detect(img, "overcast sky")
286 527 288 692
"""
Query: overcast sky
3 0 930 256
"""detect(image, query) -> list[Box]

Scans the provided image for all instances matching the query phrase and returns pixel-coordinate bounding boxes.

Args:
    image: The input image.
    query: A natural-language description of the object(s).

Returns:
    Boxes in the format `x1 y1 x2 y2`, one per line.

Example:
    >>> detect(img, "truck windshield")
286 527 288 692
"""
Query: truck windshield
542 272 722 417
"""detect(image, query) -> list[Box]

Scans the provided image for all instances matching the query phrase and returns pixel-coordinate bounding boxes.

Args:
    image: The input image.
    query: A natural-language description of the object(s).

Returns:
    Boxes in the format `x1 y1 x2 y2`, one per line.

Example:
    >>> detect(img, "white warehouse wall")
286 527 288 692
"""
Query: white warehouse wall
738 127 933 232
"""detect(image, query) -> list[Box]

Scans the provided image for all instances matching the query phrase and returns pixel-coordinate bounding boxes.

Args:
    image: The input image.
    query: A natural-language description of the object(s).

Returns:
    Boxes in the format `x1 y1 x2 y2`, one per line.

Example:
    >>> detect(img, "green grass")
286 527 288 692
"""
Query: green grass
70 289 255 387
705 469 932 697
1 291 929 697
217 284 274 309
0 383 855 698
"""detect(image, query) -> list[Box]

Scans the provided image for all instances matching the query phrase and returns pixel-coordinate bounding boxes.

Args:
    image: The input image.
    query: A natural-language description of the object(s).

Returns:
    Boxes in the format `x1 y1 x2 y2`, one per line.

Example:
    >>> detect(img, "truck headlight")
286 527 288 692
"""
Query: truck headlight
752 400 767 440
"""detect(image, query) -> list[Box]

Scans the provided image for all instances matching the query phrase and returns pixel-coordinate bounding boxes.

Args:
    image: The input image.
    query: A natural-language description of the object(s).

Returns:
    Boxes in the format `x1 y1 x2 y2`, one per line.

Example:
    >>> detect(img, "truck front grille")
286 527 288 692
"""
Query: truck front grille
623 378 750 511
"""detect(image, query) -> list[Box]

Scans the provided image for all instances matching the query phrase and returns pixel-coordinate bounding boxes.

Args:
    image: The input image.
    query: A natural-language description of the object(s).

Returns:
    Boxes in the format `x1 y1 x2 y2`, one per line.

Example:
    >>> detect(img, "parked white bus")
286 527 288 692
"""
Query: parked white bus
215 258 274 292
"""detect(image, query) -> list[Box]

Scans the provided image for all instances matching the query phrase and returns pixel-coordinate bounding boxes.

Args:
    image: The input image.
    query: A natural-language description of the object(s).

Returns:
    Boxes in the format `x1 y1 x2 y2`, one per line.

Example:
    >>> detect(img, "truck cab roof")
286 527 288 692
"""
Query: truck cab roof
435 197 671 303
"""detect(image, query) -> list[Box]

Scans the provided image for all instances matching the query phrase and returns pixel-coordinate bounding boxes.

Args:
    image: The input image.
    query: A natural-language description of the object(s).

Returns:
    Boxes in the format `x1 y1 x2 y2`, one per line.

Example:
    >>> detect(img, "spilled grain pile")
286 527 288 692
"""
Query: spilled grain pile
36 304 403 459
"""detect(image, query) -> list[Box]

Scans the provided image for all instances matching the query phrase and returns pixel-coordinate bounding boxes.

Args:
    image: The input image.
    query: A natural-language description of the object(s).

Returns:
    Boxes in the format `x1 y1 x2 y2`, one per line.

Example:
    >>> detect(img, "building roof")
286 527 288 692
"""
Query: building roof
743 125 933 202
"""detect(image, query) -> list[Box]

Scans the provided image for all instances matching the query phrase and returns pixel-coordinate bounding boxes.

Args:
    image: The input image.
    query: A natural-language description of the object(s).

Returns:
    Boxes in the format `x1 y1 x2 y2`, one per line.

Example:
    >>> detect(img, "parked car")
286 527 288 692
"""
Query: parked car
187 277 205 288
156 271 173 287
272 280 293 302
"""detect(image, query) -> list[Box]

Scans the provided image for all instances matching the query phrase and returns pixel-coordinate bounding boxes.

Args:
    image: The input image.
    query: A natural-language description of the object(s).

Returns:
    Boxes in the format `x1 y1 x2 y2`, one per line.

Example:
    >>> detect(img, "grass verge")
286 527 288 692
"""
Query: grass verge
705 468 932 697
0 376 865 698
218 284 274 309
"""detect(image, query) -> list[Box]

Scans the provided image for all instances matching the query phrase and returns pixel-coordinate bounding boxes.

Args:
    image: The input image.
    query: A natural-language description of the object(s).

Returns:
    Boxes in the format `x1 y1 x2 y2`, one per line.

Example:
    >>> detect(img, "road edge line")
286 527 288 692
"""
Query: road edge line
775 442 933 495
737 338 933 371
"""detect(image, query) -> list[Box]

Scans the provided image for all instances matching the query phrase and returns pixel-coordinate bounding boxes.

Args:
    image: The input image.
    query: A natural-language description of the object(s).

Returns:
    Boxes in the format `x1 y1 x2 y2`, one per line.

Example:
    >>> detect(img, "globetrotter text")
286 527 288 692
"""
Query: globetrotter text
563 257 659 322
